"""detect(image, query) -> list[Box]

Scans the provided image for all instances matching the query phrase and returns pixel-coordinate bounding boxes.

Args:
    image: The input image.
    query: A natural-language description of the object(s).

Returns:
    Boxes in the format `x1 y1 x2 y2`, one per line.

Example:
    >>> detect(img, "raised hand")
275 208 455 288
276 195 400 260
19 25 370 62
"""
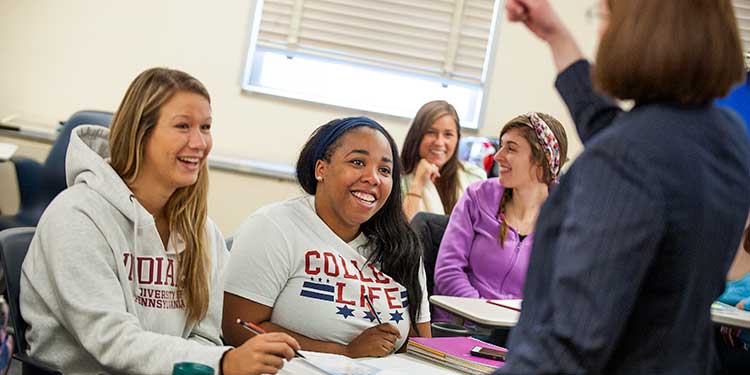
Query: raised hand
505 0 584 72
506 0 567 42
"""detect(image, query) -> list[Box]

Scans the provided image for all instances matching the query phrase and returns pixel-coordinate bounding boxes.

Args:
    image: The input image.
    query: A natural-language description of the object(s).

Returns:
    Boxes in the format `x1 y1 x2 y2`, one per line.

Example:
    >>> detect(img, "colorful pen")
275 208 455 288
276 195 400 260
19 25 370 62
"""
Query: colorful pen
235 318 306 359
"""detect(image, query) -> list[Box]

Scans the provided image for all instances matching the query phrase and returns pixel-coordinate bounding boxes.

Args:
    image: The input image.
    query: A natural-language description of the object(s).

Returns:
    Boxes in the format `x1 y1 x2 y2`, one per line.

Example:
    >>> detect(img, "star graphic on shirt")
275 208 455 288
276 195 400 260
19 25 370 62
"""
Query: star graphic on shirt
335 305 355 319
389 311 404 324
363 310 381 322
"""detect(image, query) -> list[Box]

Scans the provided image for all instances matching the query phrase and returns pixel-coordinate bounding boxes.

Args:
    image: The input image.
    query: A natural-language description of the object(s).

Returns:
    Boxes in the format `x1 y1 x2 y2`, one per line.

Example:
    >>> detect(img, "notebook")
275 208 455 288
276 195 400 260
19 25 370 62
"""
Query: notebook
487 298 522 312
407 336 506 374
279 351 380 375
279 350 458 375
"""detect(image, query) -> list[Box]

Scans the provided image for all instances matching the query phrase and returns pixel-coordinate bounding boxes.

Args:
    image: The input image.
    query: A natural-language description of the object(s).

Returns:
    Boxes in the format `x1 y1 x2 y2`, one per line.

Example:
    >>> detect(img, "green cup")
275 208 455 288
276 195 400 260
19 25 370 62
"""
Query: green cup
172 362 214 375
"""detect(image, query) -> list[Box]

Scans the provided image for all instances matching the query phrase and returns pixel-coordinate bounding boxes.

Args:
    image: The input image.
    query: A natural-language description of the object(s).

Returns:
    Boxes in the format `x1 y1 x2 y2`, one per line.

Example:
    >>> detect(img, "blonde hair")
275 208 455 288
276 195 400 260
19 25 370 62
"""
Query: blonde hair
109 67 212 322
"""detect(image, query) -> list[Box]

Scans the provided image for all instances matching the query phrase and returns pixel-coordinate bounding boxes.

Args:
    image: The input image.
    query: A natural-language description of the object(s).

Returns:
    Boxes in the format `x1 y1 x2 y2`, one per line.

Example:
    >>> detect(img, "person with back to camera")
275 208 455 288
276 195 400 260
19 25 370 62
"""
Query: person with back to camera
433 112 568 326
20 67 299 375
401 100 486 221
222 117 431 358
494 0 750 373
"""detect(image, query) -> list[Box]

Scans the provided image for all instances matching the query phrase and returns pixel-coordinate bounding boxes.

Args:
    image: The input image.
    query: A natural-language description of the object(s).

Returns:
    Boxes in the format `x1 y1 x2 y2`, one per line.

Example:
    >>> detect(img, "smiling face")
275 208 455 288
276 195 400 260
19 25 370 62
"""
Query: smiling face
417 114 458 169
314 126 394 241
494 128 543 189
136 90 212 196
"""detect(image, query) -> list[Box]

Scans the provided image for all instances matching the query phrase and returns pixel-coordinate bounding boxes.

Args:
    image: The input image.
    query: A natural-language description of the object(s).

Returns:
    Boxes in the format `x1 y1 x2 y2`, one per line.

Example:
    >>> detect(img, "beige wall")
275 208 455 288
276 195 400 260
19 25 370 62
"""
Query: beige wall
0 0 599 235
0 134 301 234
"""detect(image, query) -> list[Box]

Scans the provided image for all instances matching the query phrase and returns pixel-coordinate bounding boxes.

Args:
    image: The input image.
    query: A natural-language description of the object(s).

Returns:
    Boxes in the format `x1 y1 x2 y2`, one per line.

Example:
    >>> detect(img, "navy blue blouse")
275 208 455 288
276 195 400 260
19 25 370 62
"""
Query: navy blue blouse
497 60 750 374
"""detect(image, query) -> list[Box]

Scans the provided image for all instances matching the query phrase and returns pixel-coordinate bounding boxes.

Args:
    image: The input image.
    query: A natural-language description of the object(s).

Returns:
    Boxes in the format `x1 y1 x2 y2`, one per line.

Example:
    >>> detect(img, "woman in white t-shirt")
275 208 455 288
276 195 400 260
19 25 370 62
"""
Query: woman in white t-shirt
223 117 431 358
401 101 487 221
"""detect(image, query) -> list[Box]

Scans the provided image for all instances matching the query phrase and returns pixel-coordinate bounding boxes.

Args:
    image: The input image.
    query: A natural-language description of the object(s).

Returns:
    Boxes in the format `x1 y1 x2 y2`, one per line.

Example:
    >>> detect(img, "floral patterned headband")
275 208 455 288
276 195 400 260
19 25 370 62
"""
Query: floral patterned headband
524 112 561 183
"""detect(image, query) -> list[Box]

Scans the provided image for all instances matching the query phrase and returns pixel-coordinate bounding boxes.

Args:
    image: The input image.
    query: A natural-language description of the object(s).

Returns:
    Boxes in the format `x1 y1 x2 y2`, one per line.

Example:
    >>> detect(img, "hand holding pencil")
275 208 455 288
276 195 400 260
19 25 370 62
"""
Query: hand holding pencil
343 295 401 358
222 319 301 375
345 322 401 358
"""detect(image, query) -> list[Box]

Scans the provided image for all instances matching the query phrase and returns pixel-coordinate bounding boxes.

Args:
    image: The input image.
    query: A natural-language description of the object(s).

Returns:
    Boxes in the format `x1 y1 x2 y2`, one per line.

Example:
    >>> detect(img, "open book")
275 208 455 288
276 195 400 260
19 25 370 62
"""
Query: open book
407 337 506 375
486 298 522 312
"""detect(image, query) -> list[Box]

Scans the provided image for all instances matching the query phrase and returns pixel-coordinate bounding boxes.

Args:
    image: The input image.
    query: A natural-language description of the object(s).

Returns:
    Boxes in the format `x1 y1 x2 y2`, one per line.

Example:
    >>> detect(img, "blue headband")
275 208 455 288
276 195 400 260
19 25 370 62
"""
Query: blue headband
312 116 385 162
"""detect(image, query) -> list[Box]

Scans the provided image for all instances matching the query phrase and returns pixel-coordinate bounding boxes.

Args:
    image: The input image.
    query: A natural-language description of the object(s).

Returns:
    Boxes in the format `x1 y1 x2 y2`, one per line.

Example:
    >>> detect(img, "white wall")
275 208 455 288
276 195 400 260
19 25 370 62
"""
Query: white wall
0 0 599 234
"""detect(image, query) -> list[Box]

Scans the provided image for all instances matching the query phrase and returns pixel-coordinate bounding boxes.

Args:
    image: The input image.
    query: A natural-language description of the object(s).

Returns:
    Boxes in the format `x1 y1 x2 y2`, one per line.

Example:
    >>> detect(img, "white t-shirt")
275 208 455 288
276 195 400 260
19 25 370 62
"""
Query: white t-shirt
225 196 431 350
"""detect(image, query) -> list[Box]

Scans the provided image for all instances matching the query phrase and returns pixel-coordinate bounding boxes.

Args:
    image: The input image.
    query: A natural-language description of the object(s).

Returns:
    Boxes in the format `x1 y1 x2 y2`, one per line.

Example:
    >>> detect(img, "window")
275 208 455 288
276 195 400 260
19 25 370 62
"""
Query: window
734 0 750 65
242 0 502 129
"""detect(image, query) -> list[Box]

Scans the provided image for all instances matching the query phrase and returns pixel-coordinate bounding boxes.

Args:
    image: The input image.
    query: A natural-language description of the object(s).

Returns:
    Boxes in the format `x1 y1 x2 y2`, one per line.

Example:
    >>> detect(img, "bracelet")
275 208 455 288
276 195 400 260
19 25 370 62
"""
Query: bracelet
407 192 422 198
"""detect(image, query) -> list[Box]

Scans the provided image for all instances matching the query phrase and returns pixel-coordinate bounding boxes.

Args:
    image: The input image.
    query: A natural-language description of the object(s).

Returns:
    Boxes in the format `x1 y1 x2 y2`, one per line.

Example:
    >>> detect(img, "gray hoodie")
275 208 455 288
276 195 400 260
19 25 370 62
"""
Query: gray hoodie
20 125 230 374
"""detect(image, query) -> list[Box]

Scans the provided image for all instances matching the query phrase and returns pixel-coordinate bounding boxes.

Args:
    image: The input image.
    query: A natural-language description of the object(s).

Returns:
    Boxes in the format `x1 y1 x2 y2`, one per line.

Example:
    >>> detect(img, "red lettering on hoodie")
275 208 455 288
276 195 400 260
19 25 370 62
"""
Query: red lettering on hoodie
154 257 164 285
137 257 154 284
165 258 175 287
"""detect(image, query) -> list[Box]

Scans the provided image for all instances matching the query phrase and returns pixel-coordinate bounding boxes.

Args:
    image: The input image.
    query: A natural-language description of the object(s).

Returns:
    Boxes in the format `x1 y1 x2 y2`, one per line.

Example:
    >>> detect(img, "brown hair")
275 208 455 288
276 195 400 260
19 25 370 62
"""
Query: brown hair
594 0 744 105
109 67 212 322
401 100 464 214
497 113 568 244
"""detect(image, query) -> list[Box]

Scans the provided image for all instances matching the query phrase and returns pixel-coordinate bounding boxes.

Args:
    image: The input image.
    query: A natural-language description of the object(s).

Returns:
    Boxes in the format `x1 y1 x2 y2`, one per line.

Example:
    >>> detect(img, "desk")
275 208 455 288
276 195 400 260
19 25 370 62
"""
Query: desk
0 142 18 161
277 352 463 374
712 301 750 329
430 295 520 328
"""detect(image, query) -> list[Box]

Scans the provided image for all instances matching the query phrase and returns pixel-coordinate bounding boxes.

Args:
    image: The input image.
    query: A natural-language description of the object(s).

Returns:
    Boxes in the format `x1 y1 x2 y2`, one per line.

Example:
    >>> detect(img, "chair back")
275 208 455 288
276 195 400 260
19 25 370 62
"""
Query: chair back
0 227 35 354
409 212 449 297
42 110 112 199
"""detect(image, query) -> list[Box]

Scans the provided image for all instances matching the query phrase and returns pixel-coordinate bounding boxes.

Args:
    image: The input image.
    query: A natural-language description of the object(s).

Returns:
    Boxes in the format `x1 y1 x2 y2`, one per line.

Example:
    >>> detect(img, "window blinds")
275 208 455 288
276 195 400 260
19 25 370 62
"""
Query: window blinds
734 0 750 66
255 0 497 85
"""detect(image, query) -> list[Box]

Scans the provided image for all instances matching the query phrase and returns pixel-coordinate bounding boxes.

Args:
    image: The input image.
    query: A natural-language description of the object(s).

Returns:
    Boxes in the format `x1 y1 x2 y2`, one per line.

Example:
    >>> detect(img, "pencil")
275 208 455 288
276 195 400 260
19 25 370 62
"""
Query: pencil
235 318 306 359
363 295 383 324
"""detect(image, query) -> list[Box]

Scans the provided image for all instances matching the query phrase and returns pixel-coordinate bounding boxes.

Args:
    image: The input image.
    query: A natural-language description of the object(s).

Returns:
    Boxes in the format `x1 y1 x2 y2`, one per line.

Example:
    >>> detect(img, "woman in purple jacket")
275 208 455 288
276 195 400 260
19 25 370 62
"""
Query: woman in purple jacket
434 112 568 317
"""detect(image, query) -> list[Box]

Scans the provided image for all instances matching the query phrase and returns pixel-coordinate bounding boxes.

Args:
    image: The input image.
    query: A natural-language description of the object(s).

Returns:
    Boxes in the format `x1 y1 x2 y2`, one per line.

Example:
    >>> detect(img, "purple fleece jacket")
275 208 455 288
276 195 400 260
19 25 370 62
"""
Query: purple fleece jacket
433 179 533 320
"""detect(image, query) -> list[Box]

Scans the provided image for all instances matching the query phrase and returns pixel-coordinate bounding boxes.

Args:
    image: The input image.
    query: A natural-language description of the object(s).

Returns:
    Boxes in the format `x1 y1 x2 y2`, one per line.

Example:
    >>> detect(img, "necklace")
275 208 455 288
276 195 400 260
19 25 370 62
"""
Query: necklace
500 204 537 236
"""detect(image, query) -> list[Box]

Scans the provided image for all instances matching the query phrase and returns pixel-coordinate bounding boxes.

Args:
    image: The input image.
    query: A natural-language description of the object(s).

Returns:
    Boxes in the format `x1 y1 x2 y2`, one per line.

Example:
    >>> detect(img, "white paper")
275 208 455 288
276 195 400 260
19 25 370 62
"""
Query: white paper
0 142 18 161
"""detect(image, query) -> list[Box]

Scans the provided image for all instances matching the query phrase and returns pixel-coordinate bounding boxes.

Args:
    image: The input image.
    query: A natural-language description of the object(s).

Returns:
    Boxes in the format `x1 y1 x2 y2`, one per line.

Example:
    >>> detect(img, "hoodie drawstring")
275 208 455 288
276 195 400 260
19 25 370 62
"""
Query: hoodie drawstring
127 194 141 317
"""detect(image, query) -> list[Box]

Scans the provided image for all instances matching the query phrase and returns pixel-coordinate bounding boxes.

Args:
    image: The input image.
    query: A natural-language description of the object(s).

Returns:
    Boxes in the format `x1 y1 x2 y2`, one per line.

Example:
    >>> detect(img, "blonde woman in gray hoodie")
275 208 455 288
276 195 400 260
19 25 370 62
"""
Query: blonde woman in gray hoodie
20 68 299 375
